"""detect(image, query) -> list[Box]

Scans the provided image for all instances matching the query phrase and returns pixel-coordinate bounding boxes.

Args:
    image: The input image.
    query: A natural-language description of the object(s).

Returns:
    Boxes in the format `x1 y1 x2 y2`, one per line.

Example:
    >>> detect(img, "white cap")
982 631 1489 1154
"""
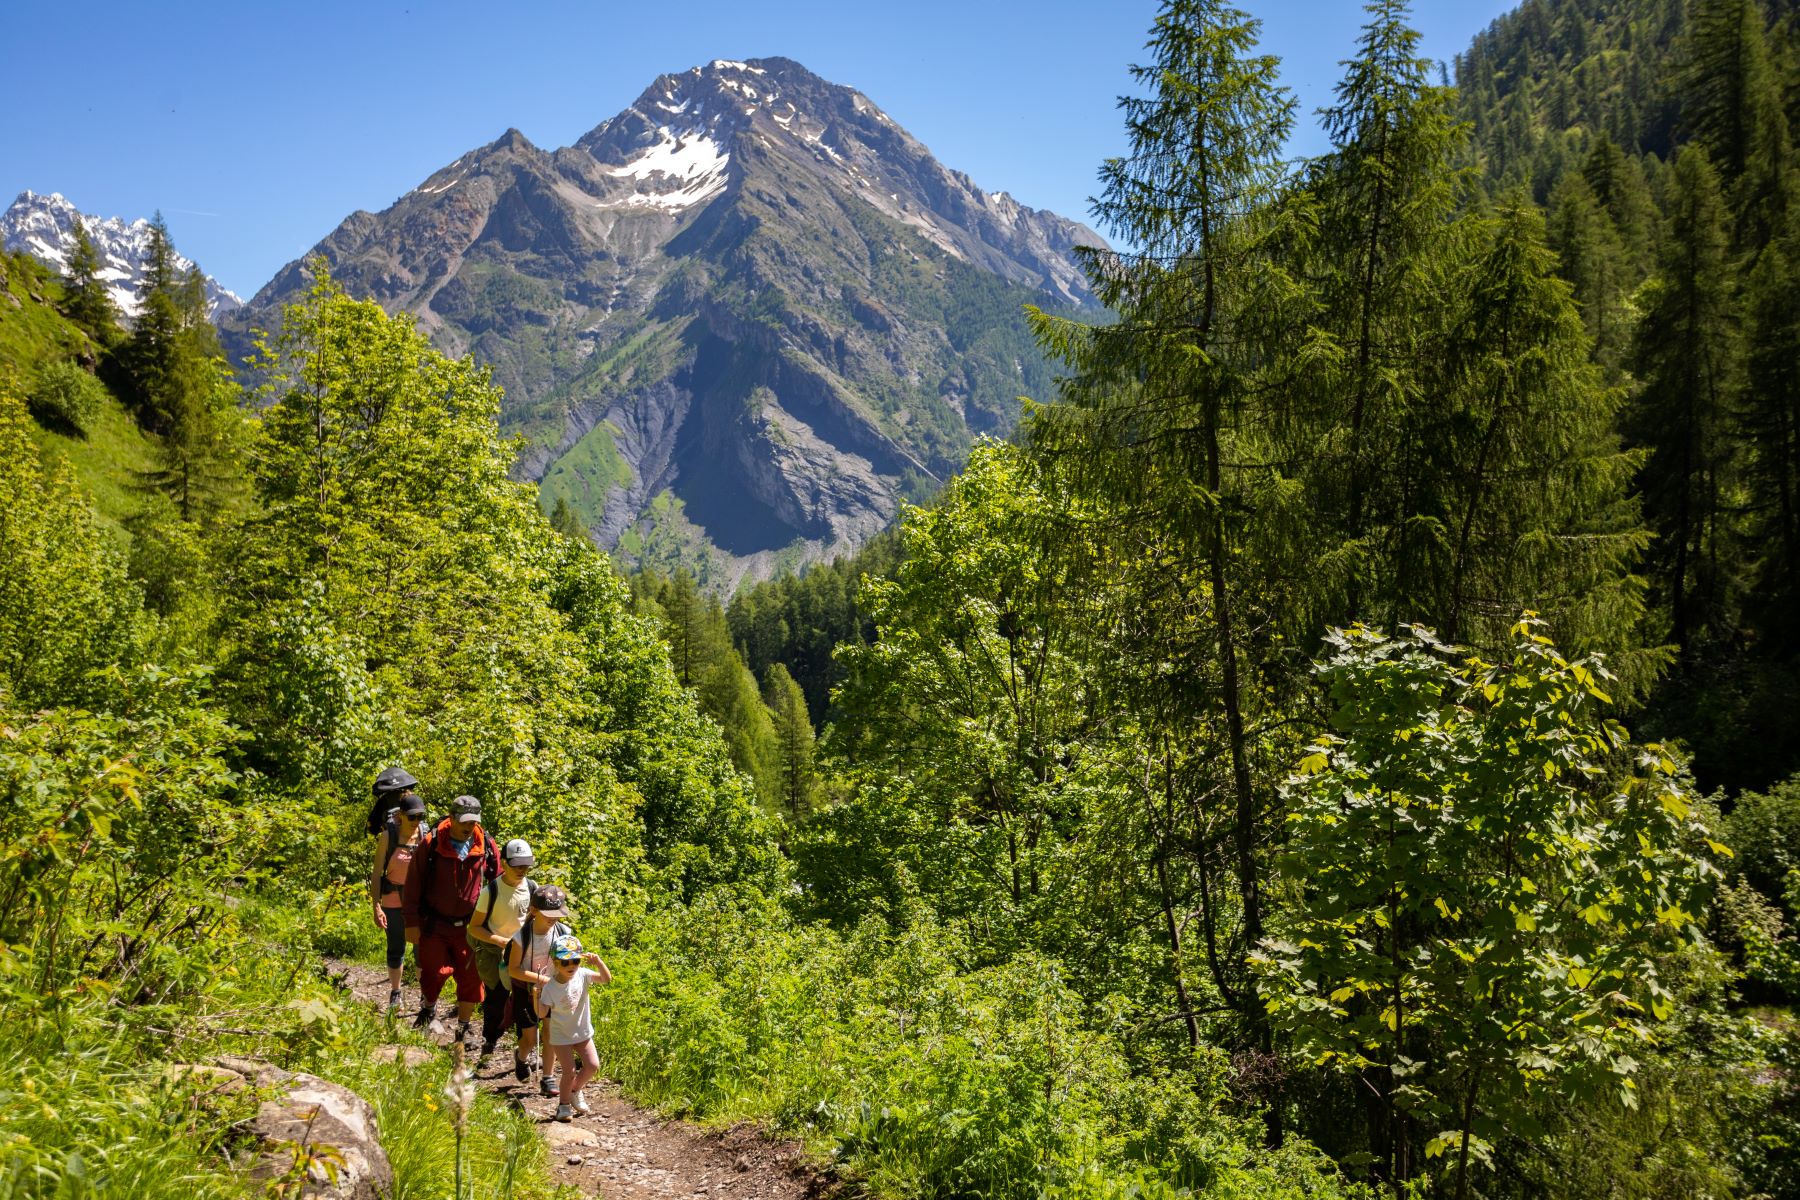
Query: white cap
502 838 535 867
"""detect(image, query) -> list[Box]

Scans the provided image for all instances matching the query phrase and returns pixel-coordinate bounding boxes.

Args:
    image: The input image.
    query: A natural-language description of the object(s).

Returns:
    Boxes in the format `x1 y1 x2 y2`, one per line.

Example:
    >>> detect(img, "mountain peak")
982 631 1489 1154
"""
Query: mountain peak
489 127 538 153
1 190 242 319
230 55 1103 585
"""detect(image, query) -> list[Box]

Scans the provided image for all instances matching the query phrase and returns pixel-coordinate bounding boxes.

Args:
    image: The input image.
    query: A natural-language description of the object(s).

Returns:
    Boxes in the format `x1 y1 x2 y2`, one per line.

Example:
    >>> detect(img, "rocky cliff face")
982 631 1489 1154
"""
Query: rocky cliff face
227 58 1103 587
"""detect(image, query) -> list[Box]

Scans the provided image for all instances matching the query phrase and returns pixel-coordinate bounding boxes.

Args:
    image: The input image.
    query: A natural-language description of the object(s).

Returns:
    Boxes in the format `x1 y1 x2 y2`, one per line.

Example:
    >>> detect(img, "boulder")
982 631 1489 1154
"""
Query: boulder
214 1057 394 1200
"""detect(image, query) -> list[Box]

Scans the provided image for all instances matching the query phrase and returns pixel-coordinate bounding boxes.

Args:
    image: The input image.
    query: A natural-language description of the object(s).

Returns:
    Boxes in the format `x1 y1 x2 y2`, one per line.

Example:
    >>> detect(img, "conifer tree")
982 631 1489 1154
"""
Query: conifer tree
762 662 816 818
1742 233 1800 646
1302 0 1471 630
548 495 587 540
61 217 118 335
1548 170 1636 376
1630 147 1743 654
1580 135 1660 277
1434 198 1650 674
1684 0 1793 246
1029 0 1301 1058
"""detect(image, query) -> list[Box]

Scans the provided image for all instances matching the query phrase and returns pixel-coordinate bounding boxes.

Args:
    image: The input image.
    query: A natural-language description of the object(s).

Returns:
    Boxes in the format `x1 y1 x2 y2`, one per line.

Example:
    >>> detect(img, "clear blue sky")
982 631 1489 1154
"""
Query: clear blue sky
2 1 1517 298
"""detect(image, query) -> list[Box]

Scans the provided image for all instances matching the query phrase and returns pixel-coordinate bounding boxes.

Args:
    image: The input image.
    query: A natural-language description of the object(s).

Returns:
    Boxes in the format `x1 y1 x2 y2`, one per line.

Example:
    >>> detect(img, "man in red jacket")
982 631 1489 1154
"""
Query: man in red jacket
401 794 499 1040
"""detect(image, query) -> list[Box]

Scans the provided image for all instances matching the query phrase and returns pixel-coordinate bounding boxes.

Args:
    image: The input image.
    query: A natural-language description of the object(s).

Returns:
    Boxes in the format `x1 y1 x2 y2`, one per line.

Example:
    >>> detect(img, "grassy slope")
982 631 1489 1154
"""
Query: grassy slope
0 250 166 543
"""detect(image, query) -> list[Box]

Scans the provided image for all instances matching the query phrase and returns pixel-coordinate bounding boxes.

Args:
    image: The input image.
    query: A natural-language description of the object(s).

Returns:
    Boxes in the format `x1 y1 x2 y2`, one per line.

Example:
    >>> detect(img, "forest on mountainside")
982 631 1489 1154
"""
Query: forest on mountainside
3 1 1800 1199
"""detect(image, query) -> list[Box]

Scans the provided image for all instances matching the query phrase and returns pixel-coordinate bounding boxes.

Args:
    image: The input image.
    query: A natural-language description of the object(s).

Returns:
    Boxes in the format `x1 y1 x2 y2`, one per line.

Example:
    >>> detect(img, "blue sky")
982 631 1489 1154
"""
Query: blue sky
3 1 1517 298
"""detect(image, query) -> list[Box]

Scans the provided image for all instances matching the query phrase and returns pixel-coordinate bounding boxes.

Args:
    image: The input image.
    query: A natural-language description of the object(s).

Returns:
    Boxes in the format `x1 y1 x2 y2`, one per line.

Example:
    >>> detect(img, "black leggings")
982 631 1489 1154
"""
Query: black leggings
383 907 408 970
481 982 511 1047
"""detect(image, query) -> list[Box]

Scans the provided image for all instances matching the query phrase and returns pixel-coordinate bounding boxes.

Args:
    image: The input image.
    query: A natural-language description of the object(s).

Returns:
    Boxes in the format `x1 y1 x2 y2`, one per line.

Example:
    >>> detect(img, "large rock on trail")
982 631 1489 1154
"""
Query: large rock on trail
214 1056 394 1200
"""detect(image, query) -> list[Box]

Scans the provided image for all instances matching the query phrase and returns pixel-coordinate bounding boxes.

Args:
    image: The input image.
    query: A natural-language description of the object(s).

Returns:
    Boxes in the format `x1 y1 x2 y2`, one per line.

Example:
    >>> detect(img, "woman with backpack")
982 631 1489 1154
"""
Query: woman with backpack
368 790 427 1013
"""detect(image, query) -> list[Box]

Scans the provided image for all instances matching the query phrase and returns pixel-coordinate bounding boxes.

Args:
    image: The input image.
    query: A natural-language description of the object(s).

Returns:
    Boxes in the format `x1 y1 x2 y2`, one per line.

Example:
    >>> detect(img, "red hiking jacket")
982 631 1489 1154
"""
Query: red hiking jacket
400 818 498 928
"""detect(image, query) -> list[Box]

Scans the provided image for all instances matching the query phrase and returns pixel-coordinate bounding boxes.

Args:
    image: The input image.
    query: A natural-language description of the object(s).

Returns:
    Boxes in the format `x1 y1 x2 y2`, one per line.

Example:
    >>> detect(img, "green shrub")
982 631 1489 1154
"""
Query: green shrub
589 888 1366 1200
28 358 108 432
1725 773 1800 918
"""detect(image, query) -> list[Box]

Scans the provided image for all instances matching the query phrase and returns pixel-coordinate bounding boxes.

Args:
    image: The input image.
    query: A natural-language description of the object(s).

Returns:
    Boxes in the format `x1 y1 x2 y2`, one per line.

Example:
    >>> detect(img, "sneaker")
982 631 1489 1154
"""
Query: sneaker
454 1021 472 1047
540 1075 558 1096
572 1089 591 1116
386 990 401 1015
411 1004 435 1029
478 1038 497 1064
513 1055 530 1084
554 1103 573 1123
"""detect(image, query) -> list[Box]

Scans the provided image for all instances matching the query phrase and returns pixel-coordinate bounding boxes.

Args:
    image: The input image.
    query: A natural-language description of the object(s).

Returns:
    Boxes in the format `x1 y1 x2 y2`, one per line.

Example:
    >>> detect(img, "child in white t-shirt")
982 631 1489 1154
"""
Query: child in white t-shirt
534 934 611 1121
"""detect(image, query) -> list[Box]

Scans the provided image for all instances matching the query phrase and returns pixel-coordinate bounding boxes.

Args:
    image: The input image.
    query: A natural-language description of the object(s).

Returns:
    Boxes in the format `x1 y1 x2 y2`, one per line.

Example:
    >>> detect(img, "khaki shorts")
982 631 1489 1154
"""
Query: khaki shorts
469 939 504 990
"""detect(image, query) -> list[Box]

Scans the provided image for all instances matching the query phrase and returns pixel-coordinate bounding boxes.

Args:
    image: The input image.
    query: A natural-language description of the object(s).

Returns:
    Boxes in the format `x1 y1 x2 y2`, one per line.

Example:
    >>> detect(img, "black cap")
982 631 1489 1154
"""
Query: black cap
397 791 426 818
373 766 418 799
532 885 570 918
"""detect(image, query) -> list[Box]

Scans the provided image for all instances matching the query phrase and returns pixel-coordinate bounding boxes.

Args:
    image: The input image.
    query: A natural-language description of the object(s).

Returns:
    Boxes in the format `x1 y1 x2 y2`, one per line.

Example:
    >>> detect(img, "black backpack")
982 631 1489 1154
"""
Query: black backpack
365 767 419 835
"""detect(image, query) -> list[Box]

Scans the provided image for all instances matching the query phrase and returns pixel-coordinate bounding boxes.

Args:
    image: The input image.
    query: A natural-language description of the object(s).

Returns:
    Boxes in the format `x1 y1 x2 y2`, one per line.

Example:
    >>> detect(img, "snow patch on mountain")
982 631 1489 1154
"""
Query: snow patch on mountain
599 129 730 210
0 190 243 319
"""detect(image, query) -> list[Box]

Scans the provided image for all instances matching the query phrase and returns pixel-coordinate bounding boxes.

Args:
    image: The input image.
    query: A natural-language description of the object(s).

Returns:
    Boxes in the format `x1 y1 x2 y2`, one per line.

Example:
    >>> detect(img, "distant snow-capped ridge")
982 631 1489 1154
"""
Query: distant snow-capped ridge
0 190 243 320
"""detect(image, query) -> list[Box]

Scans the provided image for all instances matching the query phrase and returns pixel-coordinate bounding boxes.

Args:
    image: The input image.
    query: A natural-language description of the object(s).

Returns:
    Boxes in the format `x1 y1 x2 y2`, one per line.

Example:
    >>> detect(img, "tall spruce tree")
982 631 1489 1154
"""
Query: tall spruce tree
1302 0 1472 633
1433 198 1651 676
1630 146 1743 655
761 662 816 818
1548 171 1634 373
60 217 118 336
1743 231 1800 649
1684 0 1794 247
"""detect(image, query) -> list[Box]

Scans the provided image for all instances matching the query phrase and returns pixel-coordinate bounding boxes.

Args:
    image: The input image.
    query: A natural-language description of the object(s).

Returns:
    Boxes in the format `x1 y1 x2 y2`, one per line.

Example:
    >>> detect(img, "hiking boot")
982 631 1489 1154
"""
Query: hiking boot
555 1103 573 1123
572 1089 591 1116
478 1037 497 1065
514 1055 531 1084
454 1021 472 1048
540 1074 558 1096
411 1003 435 1029
386 990 402 1015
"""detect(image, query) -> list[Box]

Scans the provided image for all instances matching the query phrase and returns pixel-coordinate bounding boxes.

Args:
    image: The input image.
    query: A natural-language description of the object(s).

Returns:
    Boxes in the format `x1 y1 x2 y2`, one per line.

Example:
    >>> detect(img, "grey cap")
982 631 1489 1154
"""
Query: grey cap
449 795 482 824
502 838 535 867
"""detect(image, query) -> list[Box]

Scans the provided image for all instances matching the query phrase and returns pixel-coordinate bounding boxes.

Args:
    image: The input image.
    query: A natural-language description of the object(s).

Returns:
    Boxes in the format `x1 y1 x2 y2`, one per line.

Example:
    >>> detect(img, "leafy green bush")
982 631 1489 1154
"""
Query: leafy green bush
27 358 108 432
589 888 1365 1200
1725 773 1800 918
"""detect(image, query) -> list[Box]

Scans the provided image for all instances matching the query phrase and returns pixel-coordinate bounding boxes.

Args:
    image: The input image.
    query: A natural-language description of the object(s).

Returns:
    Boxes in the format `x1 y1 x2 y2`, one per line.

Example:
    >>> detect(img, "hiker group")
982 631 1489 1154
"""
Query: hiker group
367 766 610 1122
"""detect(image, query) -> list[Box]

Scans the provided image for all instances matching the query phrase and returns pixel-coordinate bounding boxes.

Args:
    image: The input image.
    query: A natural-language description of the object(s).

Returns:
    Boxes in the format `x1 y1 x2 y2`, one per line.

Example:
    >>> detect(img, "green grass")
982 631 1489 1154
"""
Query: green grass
32 392 164 543
538 418 634 530
0 252 95 376
0 890 563 1200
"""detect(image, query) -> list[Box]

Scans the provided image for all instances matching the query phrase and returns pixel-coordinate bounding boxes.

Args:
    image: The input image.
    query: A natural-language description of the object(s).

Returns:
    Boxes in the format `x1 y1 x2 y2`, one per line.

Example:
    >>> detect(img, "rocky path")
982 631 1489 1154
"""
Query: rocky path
325 959 835 1200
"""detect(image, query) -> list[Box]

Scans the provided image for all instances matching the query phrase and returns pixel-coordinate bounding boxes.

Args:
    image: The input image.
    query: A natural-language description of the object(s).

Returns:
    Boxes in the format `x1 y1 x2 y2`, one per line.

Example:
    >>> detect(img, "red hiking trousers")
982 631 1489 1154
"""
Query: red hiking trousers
417 922 483 1007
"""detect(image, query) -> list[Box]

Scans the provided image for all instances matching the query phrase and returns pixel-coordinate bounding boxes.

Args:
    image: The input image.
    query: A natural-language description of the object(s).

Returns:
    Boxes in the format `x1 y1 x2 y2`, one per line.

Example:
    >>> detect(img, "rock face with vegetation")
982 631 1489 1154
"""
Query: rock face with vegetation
226 58 1102 586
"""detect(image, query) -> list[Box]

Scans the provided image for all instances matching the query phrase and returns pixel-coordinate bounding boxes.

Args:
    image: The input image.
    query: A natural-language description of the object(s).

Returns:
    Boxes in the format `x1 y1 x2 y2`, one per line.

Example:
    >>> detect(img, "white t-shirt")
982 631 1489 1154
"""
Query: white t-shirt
471 876 532 940
537 967 600 1046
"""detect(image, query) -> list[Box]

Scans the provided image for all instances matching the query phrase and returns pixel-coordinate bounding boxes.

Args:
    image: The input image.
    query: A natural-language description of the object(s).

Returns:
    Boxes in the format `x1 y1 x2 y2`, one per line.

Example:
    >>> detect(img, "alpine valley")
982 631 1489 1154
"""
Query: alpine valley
225 57 1104 586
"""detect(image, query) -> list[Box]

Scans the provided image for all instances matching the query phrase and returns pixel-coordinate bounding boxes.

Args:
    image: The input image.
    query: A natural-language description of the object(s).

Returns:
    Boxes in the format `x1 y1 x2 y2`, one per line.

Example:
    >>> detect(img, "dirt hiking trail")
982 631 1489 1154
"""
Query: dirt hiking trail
325 959 839 1200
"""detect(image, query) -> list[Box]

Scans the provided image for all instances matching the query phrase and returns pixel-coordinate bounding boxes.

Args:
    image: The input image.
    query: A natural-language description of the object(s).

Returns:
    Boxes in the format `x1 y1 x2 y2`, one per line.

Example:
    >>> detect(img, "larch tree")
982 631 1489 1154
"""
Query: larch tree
1027 0 1305 1064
